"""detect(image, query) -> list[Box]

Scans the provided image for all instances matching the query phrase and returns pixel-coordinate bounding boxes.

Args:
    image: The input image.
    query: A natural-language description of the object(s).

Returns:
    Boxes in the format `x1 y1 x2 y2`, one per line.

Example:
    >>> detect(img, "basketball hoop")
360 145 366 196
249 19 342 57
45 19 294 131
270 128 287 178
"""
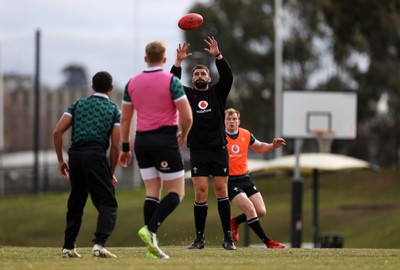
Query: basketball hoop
314 130 335 153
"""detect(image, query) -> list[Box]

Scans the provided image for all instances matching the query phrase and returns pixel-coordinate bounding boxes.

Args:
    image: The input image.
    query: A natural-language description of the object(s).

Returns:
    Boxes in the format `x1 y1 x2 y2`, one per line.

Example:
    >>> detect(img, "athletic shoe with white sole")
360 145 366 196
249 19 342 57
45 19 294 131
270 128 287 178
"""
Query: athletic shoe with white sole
158 251 170 259
222 237 237 250
146 251 158 259
61 247 81 258
138 225 170 259
188 237 205 249
92 244 117 258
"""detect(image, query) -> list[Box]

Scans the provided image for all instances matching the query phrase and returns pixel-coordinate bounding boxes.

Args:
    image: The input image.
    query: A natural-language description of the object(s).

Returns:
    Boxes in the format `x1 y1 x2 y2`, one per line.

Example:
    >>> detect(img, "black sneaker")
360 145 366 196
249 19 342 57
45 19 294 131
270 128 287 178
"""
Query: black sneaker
222 237 237 250
188 237 205 249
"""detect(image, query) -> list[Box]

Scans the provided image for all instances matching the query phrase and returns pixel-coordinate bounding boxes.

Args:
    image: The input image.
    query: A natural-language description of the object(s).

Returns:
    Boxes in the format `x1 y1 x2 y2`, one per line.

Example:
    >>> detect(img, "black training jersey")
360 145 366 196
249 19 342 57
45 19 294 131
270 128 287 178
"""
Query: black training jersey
171 58 233 149
66 93 121 151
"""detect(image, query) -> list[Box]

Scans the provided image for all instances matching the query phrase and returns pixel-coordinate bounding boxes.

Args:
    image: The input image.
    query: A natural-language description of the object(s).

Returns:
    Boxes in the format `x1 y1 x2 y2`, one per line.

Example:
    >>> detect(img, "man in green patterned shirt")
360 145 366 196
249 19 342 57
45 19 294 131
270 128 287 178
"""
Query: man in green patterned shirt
54 71 120 258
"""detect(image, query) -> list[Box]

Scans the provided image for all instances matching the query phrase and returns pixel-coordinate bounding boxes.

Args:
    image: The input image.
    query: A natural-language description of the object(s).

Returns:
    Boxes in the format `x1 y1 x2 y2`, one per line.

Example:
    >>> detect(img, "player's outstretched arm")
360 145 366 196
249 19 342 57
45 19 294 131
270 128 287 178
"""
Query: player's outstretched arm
250 138 286 154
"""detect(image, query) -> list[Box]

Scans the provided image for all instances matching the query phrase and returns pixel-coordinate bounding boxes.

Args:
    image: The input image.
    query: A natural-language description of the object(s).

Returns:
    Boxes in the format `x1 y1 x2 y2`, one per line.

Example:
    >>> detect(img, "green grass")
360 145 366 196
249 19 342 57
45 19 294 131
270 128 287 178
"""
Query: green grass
1 247 400 270
1 169 400 269
0 168 400 249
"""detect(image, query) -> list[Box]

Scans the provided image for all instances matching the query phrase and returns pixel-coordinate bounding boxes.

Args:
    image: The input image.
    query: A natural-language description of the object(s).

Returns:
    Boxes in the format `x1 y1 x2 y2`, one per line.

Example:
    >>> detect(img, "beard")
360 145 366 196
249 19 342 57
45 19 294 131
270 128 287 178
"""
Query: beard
194 80 208 89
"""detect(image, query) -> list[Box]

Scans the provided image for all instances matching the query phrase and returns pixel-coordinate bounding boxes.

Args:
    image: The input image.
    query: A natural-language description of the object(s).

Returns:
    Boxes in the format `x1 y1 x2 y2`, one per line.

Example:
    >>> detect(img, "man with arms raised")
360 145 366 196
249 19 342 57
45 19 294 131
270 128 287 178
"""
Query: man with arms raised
171 36 235 250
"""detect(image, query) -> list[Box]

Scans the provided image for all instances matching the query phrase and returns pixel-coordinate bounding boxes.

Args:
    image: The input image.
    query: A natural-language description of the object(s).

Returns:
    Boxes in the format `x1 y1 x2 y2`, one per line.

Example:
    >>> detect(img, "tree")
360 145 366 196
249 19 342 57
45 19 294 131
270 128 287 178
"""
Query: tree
59 64 88 91
318 0 400 166
185 0 277 141
184 0 400 167
185 0 327 150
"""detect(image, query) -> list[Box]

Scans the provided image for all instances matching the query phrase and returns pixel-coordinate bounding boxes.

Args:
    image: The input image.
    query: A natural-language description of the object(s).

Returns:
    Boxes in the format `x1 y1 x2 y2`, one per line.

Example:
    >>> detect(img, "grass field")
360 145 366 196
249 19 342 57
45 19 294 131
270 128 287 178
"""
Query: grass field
0 169 399 269
1 168 399 248
1 246 400 270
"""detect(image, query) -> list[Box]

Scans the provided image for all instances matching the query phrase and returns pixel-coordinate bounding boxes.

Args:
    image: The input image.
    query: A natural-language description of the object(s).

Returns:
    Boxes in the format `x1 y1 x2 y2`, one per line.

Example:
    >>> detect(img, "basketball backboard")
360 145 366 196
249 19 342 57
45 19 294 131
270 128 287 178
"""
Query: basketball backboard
282 91 357 139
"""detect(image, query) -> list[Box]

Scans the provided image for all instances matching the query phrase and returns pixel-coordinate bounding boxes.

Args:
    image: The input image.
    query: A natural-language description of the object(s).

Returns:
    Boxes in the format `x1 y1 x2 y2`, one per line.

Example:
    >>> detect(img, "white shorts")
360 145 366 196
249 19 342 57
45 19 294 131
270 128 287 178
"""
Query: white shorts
140 167 185 181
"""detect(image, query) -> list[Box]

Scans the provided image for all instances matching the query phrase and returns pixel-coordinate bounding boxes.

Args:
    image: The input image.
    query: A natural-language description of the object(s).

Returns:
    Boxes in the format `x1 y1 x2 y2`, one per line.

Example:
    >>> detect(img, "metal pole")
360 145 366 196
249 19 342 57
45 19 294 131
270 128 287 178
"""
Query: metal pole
131 1 142 188
312 168 319 248
290 138 303 247
0 42 5 196
33 30 41 194
274 0 283 158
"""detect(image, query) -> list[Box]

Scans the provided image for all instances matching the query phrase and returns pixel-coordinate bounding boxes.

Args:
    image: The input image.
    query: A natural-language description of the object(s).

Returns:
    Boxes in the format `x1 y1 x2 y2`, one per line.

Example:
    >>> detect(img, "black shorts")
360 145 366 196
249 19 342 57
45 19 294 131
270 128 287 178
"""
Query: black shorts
134 126 184 173
228 175 260 201
189 146 229 177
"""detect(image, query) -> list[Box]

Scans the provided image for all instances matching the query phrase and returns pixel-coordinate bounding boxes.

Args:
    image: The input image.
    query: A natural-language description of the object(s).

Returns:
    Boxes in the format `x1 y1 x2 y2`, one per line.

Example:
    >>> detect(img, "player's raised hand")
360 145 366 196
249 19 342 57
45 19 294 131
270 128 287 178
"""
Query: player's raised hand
204 36 219 56
176 42 192 61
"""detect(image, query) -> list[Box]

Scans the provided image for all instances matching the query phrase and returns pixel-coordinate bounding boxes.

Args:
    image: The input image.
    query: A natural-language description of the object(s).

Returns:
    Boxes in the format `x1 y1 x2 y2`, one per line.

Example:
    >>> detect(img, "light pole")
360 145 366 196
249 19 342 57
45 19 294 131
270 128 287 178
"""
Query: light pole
0 42 5 196
33 29 41 194
274 0 283 158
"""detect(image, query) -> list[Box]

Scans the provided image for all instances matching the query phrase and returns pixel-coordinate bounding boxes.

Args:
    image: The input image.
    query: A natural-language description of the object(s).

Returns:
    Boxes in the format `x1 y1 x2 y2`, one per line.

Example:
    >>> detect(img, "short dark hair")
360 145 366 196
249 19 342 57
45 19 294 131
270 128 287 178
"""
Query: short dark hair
92 71 112 93
192 64 210 75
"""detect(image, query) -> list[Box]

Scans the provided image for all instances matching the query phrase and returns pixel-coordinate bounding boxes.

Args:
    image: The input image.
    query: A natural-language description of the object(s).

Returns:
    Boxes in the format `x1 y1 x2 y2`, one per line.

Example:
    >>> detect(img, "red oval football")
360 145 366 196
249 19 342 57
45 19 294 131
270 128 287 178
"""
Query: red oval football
178 13 204 30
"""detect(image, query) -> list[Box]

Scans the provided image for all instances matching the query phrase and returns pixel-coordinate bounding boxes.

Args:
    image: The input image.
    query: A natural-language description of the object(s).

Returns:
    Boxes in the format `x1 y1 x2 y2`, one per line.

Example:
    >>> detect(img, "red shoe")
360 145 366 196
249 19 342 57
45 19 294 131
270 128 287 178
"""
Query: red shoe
230 216 239 242
267 239 285 248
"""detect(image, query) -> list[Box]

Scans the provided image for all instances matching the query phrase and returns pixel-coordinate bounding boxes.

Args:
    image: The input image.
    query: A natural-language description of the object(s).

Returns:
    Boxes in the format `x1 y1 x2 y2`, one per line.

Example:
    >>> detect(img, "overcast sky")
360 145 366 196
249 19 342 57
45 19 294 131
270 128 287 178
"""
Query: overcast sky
0 0 209 89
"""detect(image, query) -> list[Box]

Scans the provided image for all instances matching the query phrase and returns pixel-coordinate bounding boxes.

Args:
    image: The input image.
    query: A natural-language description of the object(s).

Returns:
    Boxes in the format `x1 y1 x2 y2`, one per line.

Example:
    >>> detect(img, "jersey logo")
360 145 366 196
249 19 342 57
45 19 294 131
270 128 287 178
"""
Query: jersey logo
231 144 240 154
160 161 170 171
198 100 208 109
